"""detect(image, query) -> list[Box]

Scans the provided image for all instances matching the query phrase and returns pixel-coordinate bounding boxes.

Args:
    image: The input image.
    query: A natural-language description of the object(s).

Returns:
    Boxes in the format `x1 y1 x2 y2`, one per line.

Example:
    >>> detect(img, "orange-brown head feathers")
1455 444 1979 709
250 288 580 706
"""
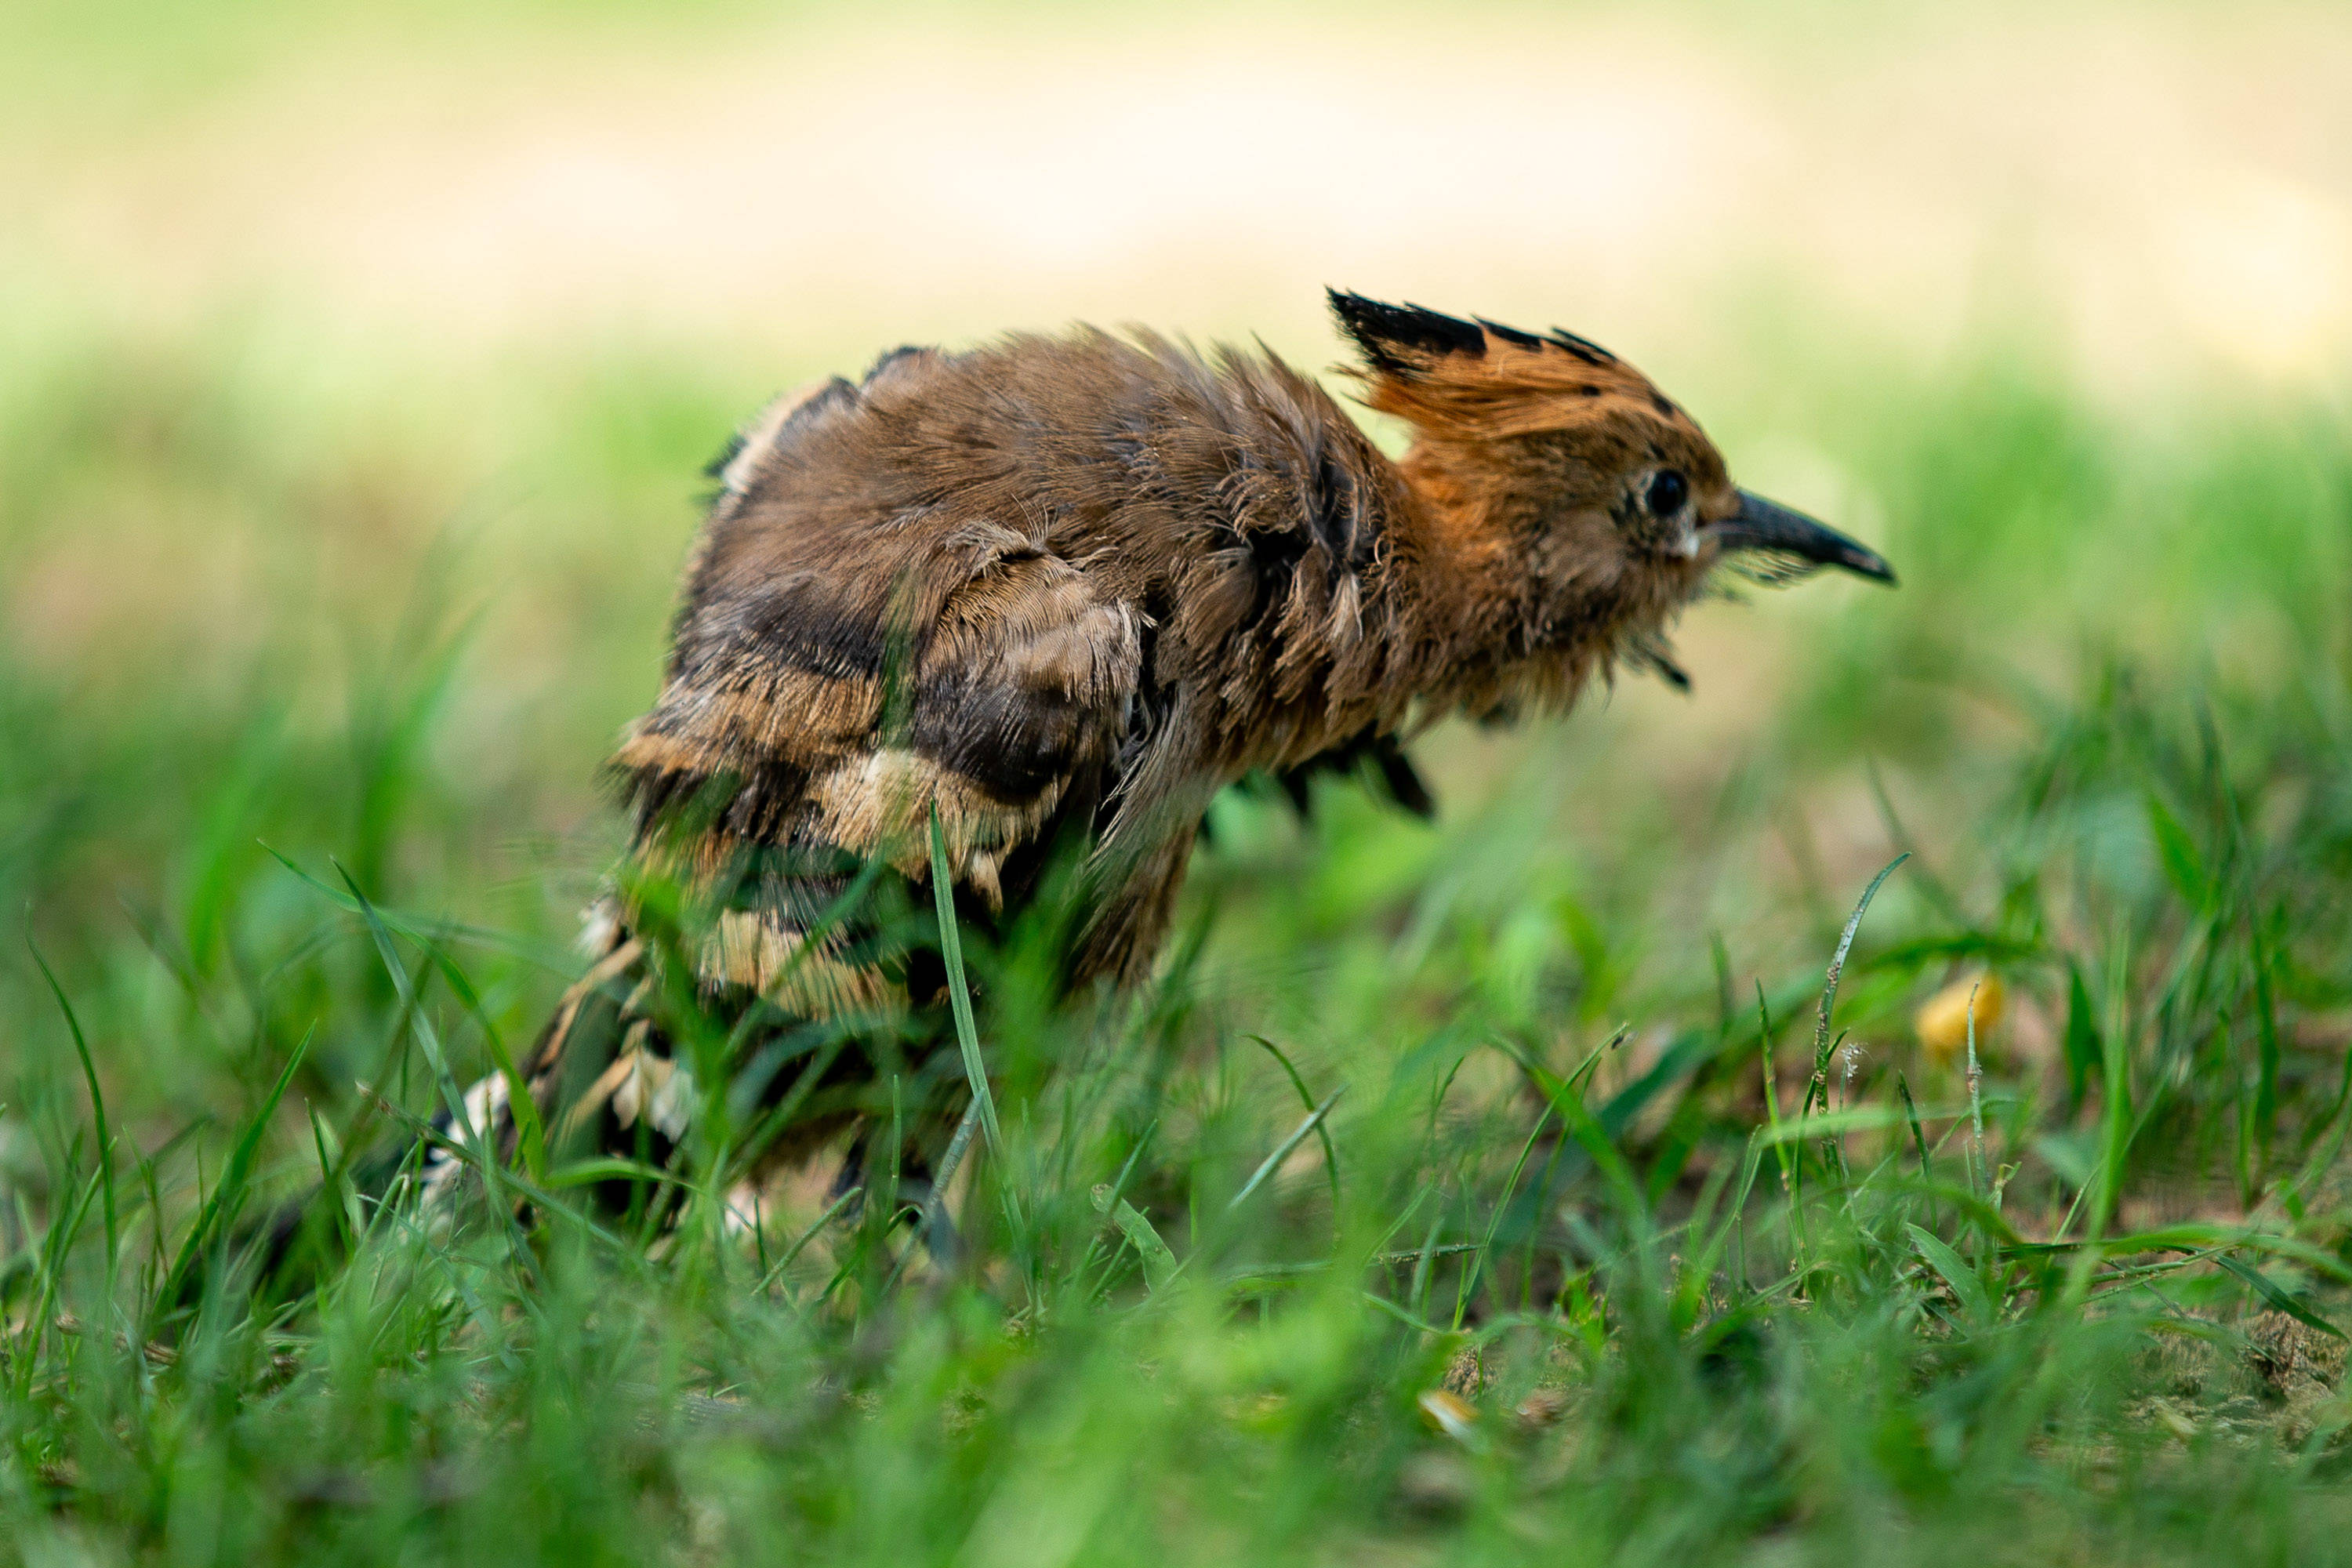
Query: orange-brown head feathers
1328 289 1891 686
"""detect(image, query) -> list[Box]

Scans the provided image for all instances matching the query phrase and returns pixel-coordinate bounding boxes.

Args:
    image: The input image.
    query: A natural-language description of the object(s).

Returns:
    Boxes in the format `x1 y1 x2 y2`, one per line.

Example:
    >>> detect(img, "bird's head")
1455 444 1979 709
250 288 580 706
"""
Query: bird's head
1329 289 1892 681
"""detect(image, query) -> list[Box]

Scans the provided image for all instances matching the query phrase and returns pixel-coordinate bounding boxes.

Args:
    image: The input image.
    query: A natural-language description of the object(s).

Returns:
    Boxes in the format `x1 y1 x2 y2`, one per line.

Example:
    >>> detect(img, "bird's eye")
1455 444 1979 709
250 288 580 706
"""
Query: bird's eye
1646 469 1689 517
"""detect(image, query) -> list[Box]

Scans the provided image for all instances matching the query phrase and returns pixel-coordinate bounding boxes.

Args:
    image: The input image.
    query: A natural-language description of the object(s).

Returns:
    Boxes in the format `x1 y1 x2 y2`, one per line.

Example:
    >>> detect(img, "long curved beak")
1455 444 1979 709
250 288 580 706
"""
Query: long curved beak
1714 490 1896 585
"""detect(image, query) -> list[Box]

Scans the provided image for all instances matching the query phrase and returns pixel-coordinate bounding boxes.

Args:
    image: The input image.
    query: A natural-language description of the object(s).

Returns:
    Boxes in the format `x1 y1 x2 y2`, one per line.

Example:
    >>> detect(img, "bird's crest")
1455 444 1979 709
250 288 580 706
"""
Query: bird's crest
1327 288 1691 444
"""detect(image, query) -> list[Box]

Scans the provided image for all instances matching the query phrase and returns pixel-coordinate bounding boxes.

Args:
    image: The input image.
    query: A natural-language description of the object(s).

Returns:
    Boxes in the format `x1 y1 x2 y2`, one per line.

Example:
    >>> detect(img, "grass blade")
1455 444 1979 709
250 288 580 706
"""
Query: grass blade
2218 1253 2345 1340
1806 853 1907 1120
28 933 117 1271
918 1092 987 1258
1094 1184 1178 1291
1454 1102 1553 1330
1228 1083 1345 1215
335 862 524 1258
758 1185 865 1298
1896 1071 1931 1176
1907 1221 1996 1326
927 805 1002 1160
158 1024 314 1319
1249 1036 1343 1231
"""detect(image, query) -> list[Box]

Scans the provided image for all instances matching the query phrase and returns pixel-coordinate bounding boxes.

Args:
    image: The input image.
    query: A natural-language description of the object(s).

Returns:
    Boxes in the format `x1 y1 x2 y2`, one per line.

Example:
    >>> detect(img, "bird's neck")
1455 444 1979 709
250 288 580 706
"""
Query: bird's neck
1382 445 1561 713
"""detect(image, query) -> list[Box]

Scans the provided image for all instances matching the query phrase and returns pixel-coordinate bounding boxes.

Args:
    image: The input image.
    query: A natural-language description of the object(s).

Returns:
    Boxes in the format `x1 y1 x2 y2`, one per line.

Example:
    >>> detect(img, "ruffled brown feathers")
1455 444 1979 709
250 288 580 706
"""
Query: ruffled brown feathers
603 296 1857 997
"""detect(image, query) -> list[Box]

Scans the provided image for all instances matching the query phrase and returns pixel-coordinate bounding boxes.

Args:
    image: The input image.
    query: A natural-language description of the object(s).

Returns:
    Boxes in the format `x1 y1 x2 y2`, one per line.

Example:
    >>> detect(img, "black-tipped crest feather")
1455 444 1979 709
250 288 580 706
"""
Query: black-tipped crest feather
1327 289 1486 372
1546 327 1618 365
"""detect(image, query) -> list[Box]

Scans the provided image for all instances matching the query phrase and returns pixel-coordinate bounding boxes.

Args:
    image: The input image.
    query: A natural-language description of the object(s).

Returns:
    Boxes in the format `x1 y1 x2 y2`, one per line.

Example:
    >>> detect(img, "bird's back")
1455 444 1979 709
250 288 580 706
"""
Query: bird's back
618 328 1418 955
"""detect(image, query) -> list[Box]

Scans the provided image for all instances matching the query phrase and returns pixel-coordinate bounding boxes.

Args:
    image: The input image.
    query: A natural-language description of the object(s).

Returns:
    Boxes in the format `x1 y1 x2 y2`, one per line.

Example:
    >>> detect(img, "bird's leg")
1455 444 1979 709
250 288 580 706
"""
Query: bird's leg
828 1123 869 1218
831 1116 963 1265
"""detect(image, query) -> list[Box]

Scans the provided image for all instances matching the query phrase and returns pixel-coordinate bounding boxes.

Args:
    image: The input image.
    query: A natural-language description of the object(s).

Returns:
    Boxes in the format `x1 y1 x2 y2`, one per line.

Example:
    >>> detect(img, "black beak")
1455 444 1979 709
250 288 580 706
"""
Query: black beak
1714 490 1896 585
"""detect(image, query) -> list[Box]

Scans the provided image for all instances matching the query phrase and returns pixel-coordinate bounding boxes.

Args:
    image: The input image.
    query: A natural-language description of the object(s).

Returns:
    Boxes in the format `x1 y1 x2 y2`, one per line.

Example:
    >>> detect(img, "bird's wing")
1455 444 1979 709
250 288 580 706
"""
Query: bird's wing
443 530 1149 1203
833 533 1144 907
614 523 1142 939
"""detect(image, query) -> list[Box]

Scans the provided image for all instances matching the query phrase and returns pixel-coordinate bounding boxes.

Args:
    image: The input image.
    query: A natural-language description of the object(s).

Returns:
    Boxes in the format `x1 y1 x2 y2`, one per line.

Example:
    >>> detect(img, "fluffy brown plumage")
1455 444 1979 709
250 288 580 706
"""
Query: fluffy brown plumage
401 290 1893 1225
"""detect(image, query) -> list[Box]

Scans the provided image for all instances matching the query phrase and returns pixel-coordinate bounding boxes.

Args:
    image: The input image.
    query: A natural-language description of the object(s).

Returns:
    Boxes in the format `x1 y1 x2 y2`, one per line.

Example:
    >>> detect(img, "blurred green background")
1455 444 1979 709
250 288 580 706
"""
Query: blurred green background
4 3 2352 1560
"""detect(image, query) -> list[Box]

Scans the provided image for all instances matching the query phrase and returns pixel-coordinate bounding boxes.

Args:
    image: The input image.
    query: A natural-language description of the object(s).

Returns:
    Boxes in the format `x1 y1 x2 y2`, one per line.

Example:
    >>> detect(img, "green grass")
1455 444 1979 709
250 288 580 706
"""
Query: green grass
4 285 2352 1566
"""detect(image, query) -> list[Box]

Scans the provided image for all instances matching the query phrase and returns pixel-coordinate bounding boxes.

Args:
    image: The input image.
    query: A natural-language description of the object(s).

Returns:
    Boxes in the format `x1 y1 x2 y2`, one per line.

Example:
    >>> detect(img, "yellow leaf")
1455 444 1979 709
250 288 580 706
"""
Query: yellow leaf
1917 973 2004 1065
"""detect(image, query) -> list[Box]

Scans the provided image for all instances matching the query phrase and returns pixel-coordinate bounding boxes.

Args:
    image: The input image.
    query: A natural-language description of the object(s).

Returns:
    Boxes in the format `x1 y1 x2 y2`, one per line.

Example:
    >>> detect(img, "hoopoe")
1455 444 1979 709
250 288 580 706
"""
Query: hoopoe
361 291 1895 1247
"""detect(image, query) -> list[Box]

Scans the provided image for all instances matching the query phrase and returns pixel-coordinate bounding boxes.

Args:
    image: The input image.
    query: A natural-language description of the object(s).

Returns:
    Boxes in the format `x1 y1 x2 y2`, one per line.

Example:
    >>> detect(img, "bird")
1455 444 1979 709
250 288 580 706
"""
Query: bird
336 289 1896 1250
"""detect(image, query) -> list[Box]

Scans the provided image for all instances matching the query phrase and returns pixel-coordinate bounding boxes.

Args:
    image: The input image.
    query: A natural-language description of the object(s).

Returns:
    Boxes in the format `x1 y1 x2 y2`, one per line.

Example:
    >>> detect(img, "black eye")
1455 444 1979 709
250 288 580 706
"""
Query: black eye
1646 469 1689 517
